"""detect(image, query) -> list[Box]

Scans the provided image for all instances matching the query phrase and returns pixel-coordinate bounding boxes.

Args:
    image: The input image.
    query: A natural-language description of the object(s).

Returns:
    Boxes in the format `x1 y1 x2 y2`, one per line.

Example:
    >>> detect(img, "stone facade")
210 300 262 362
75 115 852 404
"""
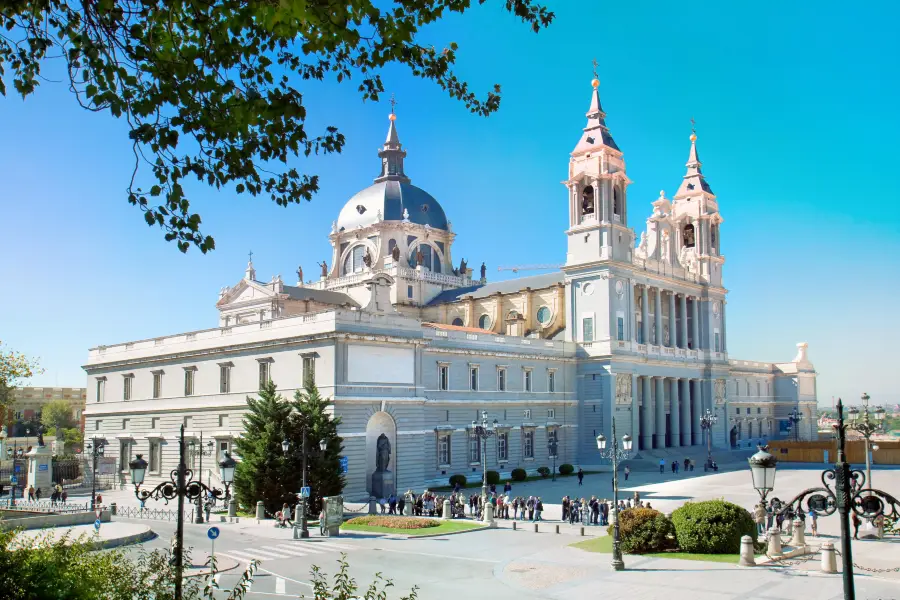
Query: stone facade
82 78 817 499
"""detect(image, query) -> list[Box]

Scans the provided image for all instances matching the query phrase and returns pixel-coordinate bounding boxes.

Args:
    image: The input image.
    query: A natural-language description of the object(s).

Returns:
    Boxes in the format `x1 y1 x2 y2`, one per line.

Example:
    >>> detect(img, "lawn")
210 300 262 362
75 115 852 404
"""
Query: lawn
341 519 484 536
569 535 742 563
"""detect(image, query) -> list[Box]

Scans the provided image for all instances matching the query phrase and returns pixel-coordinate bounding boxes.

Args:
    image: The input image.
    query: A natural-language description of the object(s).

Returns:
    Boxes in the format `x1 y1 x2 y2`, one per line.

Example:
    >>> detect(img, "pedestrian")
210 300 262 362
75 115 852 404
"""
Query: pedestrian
684 457 690 472
319 509 326 535
624 466 630 481
388 493 397 515
398 494 406 515
527 496 535 521
562 496 569 522
577 468 584 486
808 509 818 537
671 461 676 474
646 502 652 510
852 512 861 540
204 500 212 523
754 503 767 536
659 458 665 474
35 487 42 501
534 497 543 521
28 485 35 501
690 459 695 472
61 490 68 503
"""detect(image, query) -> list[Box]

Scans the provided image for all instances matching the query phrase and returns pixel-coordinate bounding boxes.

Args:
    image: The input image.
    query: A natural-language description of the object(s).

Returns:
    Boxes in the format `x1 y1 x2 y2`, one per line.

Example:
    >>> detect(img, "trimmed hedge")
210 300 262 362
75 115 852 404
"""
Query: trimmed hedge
510 468 527 481
670 500 757 554
558 463 574 475
537 466 551 478
608 508 676 554
486 470 501 485
449 474 467 488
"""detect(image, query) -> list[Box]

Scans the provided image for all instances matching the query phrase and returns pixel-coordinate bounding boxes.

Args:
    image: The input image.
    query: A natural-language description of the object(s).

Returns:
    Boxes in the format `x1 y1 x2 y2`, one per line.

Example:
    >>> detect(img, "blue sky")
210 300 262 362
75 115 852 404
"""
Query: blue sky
1 1 898 406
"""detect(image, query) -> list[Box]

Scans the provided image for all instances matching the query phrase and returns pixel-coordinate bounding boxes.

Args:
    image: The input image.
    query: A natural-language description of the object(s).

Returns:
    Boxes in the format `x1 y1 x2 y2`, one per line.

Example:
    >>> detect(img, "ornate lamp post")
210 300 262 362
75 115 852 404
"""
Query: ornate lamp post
283 428 327 538
787 407 803 441
6 443 21 505
188 435 215 523
748 445 778 504
699 408 718 468
548 430 558 482
596 419 633 572
85 437 108 511
129 425 234 600
848 392 884 490
471 410 497 520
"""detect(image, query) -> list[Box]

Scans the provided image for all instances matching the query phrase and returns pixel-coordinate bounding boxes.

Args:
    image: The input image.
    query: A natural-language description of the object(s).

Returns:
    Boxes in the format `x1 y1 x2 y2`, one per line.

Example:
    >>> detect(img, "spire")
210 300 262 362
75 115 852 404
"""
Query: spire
573 62 619 152
374 94 410 184
674 123 713 198
245 250 256 281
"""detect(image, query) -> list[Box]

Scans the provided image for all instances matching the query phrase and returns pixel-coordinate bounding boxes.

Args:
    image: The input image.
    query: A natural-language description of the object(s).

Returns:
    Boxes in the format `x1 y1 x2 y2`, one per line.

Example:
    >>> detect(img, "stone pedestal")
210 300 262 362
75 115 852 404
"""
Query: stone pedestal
738 535 756 567
767 528 783 557
368 496 377 515
256 501 265 520
371 470 394 500
26 445 52 496
820 541 837 573
442 500 451 519
228 498 237 517
789 520 806 548
403 497 413 516
483 503 496 528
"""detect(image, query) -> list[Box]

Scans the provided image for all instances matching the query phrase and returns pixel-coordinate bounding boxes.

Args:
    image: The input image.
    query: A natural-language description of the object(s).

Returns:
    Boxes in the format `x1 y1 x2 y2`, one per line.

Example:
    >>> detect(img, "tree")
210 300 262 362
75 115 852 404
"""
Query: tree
0 1 554 253
290 378 344 516
41 399 74 431
0 340 42 423
233 380 298 514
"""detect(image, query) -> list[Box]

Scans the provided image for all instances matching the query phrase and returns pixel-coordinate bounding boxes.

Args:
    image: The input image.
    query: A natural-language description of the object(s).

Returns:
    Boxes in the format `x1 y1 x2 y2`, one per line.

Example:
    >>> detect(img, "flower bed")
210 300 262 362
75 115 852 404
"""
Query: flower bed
345 516 439 530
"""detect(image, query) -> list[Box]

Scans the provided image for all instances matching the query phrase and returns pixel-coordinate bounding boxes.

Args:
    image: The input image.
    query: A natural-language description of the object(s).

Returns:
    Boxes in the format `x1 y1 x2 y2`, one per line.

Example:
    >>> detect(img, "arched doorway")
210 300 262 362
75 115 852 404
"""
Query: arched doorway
366 411 396 498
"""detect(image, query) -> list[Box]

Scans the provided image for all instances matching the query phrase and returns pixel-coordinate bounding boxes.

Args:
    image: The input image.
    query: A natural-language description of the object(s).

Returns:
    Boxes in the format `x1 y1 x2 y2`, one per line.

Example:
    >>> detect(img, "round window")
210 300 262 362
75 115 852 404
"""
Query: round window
478 314 491 330
536 306 552 326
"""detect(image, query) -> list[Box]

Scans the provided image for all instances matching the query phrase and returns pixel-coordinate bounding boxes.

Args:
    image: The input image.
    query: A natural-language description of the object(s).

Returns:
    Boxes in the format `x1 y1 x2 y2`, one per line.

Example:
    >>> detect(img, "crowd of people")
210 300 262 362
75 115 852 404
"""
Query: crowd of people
24 483 69 503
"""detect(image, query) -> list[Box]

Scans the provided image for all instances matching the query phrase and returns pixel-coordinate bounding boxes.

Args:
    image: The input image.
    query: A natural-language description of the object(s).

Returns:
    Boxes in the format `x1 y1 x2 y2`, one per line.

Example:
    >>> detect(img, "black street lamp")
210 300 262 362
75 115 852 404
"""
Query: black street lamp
283 428 327 538
848 392 885 490
85 437 108 511
129 424 234 600
787 407 803 441
188 434 215 523
699 408 718 469
471 410 497 520
596 420 633 572
6 442 22 505
548 433 558 482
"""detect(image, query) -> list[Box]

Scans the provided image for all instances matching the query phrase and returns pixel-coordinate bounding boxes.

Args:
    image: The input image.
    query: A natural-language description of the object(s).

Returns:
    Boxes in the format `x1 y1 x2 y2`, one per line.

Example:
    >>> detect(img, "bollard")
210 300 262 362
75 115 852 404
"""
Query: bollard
738 535 756 567
533 523 538 533
256 501 265 520
767 527 783 557
443 500 452 520
790 519 806 548
110 502 117 516
368 496 377 516
555 524 560 534
820 541 837 573
512 521 517 531
580 526 585 536
228 497 237 518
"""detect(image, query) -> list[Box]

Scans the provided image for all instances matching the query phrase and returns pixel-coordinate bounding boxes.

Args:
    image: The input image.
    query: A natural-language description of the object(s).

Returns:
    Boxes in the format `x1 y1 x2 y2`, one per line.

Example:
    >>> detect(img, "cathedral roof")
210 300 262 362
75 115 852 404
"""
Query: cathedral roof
674 131 714 198
572 79 620 154
427 271 564 305
281 285 360 307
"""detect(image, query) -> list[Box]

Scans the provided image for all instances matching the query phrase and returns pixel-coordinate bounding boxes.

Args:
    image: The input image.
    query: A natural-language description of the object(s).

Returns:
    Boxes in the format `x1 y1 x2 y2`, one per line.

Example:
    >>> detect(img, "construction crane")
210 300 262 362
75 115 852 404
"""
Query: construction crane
496 264 562 274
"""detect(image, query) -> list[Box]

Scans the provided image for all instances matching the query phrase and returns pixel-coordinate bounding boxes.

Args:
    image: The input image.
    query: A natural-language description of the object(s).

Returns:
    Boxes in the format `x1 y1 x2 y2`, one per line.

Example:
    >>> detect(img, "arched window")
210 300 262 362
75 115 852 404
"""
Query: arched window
343 245 366 275
388 239 397 257
408 243 442 273
613 187 621 217
710 225 717 251
683 223 696 248
581 185 595 216
451 317 464 327
478 314 491 330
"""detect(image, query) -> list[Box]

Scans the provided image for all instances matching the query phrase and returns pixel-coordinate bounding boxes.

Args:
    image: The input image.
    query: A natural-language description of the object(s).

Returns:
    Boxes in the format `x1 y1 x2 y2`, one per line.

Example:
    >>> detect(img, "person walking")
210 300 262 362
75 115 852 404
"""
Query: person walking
808 509 818 537
754 503 767 536
659 458 665 474
852 511 861 540
624 465 630 481
398 494 406 516
684 457 690 472
577 468 584 486
27 485 35 502
535 498 544 521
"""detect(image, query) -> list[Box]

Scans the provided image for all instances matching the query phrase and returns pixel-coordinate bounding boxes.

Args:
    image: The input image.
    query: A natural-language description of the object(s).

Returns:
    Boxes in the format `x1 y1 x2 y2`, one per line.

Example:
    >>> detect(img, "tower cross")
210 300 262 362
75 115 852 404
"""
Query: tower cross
248 250 253 263
691 117 696 133
592 58 599 80
390 93 397 115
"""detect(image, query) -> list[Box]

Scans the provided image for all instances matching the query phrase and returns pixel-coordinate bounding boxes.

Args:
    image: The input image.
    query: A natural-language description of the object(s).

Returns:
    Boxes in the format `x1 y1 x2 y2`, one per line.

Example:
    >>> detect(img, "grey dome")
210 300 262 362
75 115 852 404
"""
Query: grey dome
336 180 449 231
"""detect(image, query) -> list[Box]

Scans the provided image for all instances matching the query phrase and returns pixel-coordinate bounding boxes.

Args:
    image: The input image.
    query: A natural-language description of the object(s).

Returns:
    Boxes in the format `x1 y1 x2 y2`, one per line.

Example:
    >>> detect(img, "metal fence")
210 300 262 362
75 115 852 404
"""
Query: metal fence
52 459 82 488
115 505 195 522
3 500 93 513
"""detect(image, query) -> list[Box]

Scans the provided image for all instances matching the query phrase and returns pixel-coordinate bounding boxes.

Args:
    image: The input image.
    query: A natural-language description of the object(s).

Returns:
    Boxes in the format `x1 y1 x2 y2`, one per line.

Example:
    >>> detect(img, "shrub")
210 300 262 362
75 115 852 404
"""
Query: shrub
537 466 551 477
558 463 574 475
670 500 757 554
448 474 467 488
346 516 439 530
511 468 527 481
608 508 676 554
486 470 500 485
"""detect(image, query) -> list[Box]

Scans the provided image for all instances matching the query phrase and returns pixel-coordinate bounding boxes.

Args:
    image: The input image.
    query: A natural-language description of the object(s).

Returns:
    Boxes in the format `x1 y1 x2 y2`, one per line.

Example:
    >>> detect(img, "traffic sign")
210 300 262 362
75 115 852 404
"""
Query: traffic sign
94 519 102 532
9 476 17 485
38 464 48 472
13 465 20 473
207 526 220 540
339 456 348 474
299 487 311 498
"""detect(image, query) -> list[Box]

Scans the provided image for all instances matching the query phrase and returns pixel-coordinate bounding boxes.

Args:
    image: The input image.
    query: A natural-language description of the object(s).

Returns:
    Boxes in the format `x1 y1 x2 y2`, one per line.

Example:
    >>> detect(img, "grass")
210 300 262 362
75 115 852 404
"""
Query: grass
569 535 743 563
340 519 484 536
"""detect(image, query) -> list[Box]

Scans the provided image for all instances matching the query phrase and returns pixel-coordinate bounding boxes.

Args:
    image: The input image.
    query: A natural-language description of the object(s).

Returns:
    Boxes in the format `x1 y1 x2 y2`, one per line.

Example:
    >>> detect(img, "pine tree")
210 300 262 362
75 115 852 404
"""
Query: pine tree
233 381 298 515
290 378 345 516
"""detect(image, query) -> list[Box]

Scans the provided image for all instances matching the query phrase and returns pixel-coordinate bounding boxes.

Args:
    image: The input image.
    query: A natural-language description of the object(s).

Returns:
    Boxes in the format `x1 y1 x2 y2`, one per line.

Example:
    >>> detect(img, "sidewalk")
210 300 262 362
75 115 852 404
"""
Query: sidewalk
14 521 155 549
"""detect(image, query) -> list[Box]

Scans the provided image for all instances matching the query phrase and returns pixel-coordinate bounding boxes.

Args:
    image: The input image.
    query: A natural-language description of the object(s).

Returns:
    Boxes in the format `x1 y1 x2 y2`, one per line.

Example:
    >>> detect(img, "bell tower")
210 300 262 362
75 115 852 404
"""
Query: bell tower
564 72 633 268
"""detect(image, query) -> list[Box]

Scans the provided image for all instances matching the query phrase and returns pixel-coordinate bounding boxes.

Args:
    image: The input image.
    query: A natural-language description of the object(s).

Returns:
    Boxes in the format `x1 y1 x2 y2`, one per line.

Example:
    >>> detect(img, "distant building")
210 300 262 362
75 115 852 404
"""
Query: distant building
4 386 86 435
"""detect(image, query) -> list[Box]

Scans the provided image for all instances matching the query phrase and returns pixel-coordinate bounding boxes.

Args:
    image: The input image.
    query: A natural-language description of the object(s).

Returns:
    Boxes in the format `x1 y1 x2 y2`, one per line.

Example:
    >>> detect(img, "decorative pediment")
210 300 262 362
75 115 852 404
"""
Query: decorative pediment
216 279 276 309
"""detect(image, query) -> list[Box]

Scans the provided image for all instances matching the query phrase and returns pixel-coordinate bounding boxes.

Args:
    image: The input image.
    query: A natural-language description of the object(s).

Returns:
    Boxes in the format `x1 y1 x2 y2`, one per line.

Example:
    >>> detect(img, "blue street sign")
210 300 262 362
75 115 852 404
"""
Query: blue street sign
14 465 21 473
9 476 17 485
94 519 102 531
207 526 220 540
300 487 311 498
339 456 348 474
38 464 48 471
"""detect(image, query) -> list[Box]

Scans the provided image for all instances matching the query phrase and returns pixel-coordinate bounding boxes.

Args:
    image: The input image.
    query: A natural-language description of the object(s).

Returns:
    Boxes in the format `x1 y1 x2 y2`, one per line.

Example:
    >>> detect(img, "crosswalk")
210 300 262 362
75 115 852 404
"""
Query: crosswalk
211 571 306 598
218 540 358 565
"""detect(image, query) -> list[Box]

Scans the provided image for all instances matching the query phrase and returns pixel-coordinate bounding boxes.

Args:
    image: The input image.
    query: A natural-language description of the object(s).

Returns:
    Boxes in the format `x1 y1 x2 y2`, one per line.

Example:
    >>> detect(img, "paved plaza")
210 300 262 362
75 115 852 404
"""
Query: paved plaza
100 466 900 599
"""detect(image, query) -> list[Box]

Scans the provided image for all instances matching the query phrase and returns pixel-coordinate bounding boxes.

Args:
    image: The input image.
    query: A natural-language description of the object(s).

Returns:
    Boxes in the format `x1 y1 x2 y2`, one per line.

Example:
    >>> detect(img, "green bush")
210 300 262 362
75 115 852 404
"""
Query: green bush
537 466 551 477
510 468 527 481
486 470 500 485
558 463 574 475
607 508 676 554
448 474 467 488
670 500 757 554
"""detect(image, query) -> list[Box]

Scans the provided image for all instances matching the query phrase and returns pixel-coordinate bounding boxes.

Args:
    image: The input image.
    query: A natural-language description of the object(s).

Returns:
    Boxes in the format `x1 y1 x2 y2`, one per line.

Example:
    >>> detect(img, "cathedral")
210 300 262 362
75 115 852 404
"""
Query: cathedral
83 78 818 501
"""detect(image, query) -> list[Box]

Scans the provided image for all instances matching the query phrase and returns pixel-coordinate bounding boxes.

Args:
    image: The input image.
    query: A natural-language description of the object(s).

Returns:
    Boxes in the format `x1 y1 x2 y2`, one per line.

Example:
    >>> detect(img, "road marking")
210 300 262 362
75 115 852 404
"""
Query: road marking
311 541 356 551
256 566 313 589
371 547 501 563
244 547 291 560
220 550 258 563
275 577 285 594
266 545 315 557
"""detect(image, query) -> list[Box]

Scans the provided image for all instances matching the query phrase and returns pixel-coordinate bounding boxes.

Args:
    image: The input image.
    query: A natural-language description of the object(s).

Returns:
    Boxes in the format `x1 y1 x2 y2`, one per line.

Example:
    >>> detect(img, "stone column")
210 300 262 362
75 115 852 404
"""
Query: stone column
680 378 692 446
691 296 700 350
691 379 702 445
654 377 666 448
721 301 727 352
641 285 649 345
668 292 676 348
670 378 681 448
641 376 654 451
654 288 662 346
631 373 640 448
679 294 688 350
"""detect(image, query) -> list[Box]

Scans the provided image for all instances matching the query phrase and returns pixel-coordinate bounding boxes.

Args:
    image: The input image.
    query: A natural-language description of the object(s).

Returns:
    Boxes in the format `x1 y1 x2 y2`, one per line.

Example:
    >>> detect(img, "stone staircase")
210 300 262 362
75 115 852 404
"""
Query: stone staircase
623 446 755 471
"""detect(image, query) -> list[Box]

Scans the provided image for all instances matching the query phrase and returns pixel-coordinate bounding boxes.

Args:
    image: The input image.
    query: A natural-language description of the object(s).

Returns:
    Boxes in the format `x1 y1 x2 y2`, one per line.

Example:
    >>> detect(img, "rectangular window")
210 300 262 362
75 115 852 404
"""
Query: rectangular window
548 371 556 393
119 440 131 473
302 356 316 385
151 417 159 430
714 331 721 352
96 378 105 403
218 440 231 457
757 382 761 396
757 407 762 414
439 365 449 391
523 430 534 459
746 407 751 415
468 433 481 463
259 361 270 389
445 410 450 422
123 375 133 401
152 372 163 399
524 370 532 392
616 316 625 341
438 433 451 466
184 369 195 396
548 408 555 419
736 407 740 414
498 432 508 462
184 416 192 429
219 414 228 428
408 285 414 299
95 420 102 431
498 368 507 391
523 409 531 420
122 418 130 430
149 441 160 472
219 365 231 394
583 317 594 342
470 367 479 391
